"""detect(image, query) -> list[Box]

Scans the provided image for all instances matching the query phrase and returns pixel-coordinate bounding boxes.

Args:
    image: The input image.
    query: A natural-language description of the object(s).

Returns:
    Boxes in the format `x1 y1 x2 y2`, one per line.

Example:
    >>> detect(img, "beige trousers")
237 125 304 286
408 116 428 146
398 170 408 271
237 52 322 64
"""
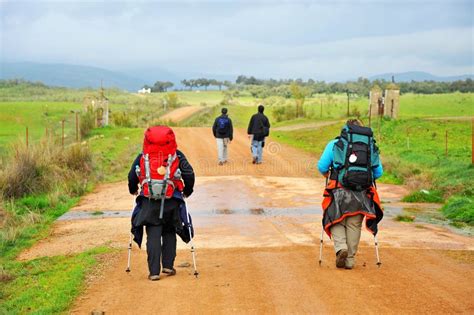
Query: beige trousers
330 214 364 267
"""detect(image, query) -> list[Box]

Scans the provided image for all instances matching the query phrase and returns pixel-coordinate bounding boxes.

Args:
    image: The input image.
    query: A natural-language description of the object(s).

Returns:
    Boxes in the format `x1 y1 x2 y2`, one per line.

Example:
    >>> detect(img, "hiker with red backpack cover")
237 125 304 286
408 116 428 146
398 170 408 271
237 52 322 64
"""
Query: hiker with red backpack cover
128 126 195 280
212 107 233 165
318 119 384 269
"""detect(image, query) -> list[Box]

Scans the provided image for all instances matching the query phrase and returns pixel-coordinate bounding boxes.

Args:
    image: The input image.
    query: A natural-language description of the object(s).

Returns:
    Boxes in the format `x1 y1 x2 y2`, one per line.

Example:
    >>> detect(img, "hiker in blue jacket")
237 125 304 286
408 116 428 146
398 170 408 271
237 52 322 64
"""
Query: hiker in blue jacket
212 107 233 165
318 119 384 269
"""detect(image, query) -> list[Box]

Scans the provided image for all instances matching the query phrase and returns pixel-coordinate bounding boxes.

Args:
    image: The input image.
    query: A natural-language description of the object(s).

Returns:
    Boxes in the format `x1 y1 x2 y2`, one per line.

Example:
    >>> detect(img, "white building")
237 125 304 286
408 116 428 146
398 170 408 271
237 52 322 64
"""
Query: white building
138 87 151 94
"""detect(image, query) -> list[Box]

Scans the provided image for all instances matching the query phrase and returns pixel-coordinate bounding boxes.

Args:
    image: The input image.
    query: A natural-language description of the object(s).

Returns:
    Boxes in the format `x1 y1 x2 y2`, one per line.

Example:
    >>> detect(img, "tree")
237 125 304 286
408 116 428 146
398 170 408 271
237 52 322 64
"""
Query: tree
151 81 174 92
290 83 309 118
223 80 233 89
181 79 189 90
196 78 210 90
188 79 197 91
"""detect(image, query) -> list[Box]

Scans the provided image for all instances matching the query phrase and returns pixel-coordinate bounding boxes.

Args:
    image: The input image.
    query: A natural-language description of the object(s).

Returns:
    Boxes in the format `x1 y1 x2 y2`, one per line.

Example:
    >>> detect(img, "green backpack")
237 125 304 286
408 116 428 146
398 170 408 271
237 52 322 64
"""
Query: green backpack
332 124 380 191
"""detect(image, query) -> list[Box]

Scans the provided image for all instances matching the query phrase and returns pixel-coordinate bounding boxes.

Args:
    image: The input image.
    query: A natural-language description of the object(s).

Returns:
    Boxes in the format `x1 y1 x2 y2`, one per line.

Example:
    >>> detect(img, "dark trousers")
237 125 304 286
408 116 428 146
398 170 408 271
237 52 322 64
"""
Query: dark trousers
145 224 177 276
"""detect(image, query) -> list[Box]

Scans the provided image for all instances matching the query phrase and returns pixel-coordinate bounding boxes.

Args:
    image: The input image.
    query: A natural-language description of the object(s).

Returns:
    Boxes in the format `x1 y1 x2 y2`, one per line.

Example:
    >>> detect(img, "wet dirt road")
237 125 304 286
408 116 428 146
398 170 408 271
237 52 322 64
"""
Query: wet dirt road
159 106 203 123
17 128 474 314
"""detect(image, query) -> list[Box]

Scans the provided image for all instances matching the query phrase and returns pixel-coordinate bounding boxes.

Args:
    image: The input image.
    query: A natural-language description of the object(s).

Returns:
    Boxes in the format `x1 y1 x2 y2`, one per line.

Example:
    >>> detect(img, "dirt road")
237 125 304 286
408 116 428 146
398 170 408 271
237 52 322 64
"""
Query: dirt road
18 128 474 314
160 106 203 123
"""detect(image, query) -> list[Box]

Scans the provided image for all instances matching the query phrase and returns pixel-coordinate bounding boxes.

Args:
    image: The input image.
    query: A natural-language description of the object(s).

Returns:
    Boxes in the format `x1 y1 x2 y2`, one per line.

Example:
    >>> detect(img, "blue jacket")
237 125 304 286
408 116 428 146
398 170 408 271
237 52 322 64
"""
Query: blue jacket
318 139 383 179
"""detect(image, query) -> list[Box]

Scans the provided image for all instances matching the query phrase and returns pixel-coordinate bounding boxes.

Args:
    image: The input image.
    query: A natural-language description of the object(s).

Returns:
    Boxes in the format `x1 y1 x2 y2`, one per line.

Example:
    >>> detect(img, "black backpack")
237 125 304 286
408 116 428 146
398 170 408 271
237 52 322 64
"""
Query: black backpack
331 124 380 191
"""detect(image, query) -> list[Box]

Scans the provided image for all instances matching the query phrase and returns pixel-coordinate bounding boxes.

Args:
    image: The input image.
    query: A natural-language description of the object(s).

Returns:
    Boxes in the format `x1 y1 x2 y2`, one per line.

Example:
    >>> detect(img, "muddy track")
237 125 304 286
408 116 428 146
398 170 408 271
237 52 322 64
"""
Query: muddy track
160 106 203 123
16 127 474 314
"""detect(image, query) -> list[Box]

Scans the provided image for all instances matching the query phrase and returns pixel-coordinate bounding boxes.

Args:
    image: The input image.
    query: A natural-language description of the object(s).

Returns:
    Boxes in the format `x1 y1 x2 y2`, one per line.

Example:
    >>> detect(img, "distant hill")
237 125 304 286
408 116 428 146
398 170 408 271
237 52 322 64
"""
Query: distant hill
369 71 473 82
0 62 151 91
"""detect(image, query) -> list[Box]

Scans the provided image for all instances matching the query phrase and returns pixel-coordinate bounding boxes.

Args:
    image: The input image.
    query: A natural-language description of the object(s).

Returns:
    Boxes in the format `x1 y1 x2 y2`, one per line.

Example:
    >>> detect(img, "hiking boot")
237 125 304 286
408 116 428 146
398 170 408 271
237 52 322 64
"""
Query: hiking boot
252 157 257 164
148 275 160 281
345 257 355 269
218 161 224 166
336 249 348 268
162 268 176 276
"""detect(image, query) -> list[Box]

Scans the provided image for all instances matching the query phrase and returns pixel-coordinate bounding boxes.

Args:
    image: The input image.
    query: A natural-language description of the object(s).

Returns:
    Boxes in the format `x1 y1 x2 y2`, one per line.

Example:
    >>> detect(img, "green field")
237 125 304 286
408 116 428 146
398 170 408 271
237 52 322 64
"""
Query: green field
0 102 82 154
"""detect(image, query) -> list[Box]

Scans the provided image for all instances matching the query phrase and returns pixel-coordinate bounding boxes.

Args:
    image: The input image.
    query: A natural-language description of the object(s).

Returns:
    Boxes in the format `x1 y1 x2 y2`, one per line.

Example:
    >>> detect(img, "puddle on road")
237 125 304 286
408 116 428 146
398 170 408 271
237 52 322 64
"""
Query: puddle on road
250 208 265 215
59 206 320 221
58 203 472 236
214 209 235 215
58 204 442 220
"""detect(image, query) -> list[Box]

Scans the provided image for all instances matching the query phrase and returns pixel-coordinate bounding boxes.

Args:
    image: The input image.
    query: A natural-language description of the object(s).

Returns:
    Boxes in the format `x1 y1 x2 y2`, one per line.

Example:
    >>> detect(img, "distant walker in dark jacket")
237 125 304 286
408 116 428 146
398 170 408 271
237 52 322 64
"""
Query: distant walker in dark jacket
212 107 233 165
247 105 270 164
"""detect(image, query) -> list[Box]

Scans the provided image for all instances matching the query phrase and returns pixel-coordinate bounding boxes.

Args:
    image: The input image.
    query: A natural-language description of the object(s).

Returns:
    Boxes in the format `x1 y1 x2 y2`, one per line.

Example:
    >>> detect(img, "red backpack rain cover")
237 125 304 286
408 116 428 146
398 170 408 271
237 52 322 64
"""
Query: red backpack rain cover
139 126 183 198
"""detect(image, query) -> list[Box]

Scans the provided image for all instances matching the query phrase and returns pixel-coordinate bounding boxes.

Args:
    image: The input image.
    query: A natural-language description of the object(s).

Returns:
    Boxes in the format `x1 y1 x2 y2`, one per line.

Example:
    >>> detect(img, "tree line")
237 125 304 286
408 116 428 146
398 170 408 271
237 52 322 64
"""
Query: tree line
234 75 474 96
144 75 473 95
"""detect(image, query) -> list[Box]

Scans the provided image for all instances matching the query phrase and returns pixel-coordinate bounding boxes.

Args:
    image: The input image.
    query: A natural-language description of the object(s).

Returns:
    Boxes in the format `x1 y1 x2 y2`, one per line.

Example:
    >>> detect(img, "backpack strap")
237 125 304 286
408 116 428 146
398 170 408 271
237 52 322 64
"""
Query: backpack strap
144 153 153 198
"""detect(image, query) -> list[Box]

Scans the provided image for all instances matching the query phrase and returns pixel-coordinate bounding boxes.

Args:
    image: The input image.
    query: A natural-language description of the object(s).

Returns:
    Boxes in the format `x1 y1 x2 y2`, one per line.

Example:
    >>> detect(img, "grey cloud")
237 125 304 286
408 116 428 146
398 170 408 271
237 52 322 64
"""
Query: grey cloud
1 0 473 79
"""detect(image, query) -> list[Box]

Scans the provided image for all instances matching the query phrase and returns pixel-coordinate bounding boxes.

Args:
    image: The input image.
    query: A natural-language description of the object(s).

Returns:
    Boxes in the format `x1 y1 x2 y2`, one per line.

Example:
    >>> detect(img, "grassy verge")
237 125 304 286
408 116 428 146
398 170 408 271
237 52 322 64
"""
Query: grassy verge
87 127 143 182
0 247 111 314
0 138 101 312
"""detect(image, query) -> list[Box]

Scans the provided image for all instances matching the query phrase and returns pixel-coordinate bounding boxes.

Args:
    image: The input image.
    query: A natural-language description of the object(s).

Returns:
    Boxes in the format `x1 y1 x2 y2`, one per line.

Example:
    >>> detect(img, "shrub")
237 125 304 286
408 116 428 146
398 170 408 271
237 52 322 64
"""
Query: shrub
112 111 134 127
402 190 444 203
164 92 180 109
80 109 96 138
273 105 297 122
0 141 93 199
442 197 474 225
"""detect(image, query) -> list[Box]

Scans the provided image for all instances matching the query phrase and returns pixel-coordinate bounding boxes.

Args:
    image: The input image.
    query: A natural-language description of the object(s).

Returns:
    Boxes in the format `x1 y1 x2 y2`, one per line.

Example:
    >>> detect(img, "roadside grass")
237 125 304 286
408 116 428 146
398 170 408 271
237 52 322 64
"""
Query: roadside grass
86 127 143 182
1 196 81 262
0 247 111 314
0 136 103 313
441 197 474 225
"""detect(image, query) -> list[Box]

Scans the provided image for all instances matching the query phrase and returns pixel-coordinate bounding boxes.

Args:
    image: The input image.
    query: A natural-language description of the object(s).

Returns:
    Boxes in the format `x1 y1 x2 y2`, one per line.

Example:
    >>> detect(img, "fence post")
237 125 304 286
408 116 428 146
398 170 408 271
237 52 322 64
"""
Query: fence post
320 99 323 118
472 118 473 165
26 126 29 148
61 120 65 148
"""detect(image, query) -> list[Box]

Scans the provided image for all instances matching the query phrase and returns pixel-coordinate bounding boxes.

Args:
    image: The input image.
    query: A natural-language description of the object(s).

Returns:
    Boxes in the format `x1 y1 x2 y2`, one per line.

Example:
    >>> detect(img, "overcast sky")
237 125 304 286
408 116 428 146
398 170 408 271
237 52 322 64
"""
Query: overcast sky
1 0 473 80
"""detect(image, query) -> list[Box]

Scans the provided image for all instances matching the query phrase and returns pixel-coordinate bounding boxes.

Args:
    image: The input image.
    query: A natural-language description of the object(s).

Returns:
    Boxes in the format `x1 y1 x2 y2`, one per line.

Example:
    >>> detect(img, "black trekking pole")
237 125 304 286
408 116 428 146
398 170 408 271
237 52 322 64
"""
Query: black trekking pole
126 199 136 273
